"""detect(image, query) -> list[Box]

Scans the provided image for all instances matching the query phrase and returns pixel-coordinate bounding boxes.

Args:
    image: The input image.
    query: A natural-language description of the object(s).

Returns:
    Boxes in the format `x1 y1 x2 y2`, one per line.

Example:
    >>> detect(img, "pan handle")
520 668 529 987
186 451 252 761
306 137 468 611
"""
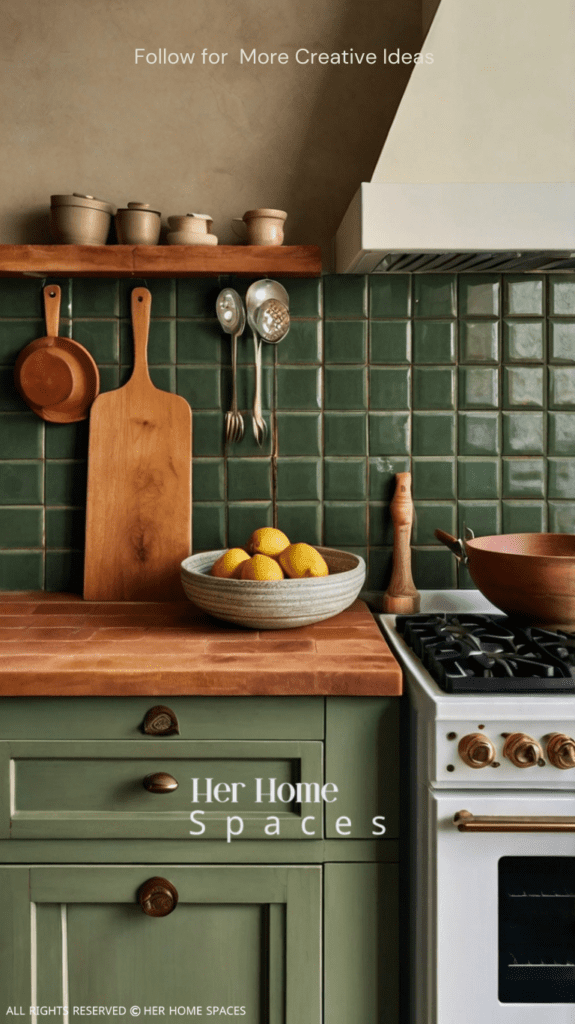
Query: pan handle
434 529 468 565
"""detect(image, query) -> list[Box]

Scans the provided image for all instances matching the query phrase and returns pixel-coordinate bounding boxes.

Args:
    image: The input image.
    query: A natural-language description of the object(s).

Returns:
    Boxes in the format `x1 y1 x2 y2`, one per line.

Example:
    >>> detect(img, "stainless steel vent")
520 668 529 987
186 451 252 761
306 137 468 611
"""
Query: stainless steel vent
374 252 575 273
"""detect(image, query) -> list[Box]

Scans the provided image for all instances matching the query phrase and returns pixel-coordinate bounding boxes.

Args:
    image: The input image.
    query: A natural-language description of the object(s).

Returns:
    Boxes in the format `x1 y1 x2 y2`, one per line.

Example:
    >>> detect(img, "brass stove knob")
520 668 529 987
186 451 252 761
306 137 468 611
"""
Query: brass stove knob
458 733 496 768
503 732 544 768
547 733 575 770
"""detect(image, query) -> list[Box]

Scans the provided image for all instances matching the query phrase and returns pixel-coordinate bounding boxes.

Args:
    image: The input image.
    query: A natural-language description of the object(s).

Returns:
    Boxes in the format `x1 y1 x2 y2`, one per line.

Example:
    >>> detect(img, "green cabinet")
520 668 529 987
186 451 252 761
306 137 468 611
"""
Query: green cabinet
0 697 400 1023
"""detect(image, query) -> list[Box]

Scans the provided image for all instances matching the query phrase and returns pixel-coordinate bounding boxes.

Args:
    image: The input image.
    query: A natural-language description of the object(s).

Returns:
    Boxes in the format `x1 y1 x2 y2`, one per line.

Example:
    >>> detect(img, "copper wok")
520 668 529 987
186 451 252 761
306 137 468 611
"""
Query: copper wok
435 530 575 629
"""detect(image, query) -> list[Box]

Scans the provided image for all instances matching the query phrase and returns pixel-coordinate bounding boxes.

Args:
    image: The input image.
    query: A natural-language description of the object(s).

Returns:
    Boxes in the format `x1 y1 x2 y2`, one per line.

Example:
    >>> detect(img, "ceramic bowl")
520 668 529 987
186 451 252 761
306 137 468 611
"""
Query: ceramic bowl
50 194 115 245
181 546 366 630
115 202 161 245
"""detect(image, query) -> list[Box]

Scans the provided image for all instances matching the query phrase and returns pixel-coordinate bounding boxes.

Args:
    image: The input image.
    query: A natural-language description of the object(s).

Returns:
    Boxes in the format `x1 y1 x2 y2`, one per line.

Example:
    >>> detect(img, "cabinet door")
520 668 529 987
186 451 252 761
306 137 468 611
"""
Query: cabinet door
0 865 321 1023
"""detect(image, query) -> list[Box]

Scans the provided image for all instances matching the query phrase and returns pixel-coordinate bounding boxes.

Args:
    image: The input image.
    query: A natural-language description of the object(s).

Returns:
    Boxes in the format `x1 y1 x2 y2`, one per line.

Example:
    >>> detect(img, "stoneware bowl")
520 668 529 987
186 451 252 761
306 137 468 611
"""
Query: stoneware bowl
115 202 161 245
180 546 366 629
50 194 115 245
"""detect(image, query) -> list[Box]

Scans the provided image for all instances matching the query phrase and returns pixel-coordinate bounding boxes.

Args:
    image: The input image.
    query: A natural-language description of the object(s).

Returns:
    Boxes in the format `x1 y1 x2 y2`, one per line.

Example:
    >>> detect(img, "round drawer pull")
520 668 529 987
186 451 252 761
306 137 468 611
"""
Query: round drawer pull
143 772 178 793
138 877 179 917
143 705 180 736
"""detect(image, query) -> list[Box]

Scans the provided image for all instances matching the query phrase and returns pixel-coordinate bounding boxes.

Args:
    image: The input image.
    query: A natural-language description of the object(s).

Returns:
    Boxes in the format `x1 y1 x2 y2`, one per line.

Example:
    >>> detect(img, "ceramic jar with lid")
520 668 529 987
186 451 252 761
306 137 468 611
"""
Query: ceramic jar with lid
50 194 115 245
115 202 161 245
167 213 218 246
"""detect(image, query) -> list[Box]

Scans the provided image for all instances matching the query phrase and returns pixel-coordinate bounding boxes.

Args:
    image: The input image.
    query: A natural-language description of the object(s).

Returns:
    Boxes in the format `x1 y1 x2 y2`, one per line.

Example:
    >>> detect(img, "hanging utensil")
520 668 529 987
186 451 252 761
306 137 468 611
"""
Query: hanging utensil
245 280 289 446
216 288 246 444
255 297 290 345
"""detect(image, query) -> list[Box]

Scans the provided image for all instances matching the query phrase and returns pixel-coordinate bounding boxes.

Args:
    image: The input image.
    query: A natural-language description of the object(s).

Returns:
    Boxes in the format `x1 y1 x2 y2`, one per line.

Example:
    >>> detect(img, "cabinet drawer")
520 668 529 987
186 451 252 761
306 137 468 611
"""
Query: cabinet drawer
4 739 324 840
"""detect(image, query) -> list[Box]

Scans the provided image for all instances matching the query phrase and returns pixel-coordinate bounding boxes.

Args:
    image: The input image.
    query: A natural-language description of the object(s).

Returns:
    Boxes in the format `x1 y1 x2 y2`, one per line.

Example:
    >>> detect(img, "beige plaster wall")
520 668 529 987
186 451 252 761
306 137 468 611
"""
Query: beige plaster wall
1 0 421 261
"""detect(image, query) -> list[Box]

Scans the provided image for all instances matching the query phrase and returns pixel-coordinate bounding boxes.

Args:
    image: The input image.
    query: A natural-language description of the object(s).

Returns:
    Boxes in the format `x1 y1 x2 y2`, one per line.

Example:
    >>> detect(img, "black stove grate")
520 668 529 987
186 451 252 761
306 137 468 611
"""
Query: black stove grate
396 614 575 693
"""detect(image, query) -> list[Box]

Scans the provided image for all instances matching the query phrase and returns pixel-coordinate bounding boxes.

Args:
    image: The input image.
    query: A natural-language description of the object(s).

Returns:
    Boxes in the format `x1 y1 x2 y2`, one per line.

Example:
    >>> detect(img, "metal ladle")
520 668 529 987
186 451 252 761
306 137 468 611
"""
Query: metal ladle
246 280 290 445
216 288 246 443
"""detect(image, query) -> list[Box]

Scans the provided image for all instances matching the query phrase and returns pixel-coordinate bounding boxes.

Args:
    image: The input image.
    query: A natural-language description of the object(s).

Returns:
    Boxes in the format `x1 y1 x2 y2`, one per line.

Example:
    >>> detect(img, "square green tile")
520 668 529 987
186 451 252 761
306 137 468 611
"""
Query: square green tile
412 502 456 545
227 459 272 501
503 320 544 362
148 367 176 392
503 366 544 408
324 459 366 500
0 461 43 504
550 366 575 408
283 278 321 317
193 460 225 501
324 502 367 546
502 458 546 498
457 501 500 536
549 412 575 456
502 501 546 533
325 366 366 410
413 321 455 363
369 367 410 410
176 367 220 409
72 279 119 317
177 279 223 318
413 548 456 589
72 321 118 363
228 366 273 412
548 458 575 499
277 367 321 409
412 459 456 499
192 503 226 551
549 502 575 532
368 456 410 501
325 413 366 456
368 503 393 546
369 413 409 455
45 421 89 460
276 459 321 501
366 547 393 590
458 412 500 455
324 321 367 363
458 459 499 499
277 321 321 364
227 503 273 548
277 412 322 456
413 367 455 409
121 319 176 364
323 275 366 317
414 275 456 317
0 278 68 318
0 506 43 548
369 321 411 364
0 320 45 365
0 551 44 589
0 370 25 412
120 279 175 318
177 320 221 364
458 275 500 317
504 275 544 316
276 503 322 544
502 412 544 454
45 550 83 593
412 412 455 456
549 321 575 363
45 461 87 505
459 321 499 364
98 366 120 392
458 367 498 409
235 335 274 367
0 414 43 458
550 276 575 316
369 275 410 317
192 412 224 456
45 507 85 549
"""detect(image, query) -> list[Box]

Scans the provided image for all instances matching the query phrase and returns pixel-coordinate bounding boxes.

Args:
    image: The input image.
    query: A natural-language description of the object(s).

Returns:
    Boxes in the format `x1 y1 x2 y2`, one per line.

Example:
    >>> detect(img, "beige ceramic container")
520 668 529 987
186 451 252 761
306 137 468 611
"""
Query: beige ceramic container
115 202 161 245
232 209 287 245
50 194 115 245
181 546 366 629
167 213 217 246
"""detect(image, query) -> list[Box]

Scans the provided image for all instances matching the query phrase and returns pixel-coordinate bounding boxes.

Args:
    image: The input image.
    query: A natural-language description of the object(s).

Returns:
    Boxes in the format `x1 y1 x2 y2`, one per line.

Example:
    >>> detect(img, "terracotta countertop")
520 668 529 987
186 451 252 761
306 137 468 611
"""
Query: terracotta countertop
0 593 402 697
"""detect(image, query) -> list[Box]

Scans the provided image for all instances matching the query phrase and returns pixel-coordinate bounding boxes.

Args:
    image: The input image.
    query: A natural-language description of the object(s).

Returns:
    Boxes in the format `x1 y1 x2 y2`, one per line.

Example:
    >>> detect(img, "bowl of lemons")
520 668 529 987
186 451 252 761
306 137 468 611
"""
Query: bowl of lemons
180 527 366 629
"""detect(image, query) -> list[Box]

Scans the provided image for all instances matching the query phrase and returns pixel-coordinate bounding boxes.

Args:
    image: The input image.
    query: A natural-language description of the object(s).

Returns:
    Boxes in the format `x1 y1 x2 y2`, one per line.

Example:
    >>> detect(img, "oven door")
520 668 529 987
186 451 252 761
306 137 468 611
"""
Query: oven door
429 789 575 1024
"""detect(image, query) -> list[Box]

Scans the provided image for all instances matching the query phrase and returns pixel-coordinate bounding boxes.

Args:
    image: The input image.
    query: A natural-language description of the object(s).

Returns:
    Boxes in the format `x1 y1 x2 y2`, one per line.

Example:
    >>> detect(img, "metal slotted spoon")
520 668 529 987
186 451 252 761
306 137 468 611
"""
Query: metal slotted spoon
216 288 246 443
246 280 290 446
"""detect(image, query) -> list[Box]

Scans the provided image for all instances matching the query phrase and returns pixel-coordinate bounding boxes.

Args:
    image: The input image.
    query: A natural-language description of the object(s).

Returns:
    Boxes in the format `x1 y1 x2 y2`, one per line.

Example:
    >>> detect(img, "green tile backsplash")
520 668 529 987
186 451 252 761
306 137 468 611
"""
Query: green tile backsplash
1 273 575 593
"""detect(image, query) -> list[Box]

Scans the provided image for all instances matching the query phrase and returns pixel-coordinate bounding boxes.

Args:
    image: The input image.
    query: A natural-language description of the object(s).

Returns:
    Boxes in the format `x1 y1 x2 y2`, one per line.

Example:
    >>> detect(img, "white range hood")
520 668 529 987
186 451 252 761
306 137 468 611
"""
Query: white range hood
335 0 575 273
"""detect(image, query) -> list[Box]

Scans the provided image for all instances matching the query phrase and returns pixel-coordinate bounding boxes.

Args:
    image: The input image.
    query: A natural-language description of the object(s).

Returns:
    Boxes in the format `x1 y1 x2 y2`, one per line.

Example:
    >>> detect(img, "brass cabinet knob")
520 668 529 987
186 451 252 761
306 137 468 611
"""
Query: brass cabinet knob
143 705 180 735
547 732 575 769
503 732 544 768
143 772 178 793
138 877 179 917
458 733 496 768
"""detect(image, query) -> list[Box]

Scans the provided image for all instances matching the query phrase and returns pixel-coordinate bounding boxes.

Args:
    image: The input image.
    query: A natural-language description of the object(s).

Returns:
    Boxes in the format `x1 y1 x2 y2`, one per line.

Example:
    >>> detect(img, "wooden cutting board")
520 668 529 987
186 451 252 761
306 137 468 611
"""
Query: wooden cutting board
84 288 192 600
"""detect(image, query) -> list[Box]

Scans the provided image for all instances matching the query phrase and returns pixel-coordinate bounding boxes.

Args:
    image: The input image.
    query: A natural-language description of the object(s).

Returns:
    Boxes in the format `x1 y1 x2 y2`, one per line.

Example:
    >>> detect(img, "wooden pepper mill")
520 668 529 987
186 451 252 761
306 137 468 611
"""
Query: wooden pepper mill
382 472 421 613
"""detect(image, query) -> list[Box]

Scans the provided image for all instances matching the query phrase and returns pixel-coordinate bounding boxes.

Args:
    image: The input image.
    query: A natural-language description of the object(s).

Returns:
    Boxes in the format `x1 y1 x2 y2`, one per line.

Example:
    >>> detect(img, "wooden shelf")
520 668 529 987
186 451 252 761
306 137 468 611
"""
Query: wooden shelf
0 244 321 278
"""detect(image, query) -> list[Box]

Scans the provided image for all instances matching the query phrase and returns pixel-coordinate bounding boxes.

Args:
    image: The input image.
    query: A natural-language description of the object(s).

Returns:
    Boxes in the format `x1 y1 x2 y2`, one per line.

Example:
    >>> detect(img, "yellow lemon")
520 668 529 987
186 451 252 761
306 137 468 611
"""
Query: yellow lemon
247 527 290 558
210 548 250 579
239 554 285 581
278 543 329 579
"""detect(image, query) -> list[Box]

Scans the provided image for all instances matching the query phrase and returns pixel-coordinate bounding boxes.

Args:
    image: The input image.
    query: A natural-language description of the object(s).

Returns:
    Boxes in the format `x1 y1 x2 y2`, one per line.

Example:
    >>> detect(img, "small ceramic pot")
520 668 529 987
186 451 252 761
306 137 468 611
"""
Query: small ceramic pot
166 213 218 246
232 208 287 246
115 202 161 245
50 194 115 245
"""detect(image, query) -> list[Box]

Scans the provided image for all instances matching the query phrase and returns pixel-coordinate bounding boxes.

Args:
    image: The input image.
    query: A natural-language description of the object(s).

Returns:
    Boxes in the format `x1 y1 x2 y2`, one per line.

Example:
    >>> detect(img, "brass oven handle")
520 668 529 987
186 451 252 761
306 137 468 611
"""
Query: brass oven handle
454 810 575 832
143 772 178 793
138 877 179 916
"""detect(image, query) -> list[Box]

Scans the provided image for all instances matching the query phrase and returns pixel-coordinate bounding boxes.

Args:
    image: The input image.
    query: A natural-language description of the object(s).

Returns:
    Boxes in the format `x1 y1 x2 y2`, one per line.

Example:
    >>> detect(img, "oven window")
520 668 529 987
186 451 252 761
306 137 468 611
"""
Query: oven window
499 857 575 1003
